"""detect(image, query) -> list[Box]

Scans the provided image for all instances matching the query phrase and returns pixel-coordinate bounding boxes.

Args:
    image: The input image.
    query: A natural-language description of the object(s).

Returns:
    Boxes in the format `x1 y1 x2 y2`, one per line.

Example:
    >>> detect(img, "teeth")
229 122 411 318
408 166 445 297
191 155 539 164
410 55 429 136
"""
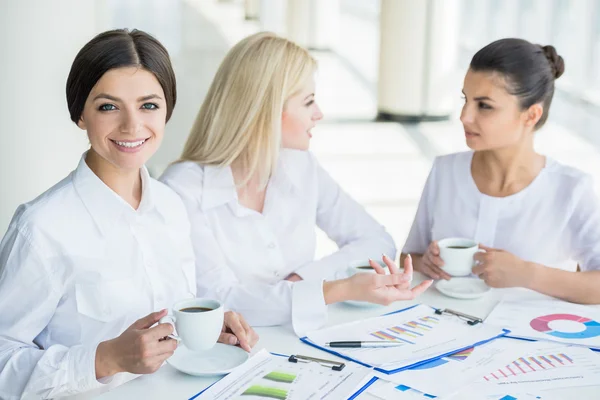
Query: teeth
114 139 146 148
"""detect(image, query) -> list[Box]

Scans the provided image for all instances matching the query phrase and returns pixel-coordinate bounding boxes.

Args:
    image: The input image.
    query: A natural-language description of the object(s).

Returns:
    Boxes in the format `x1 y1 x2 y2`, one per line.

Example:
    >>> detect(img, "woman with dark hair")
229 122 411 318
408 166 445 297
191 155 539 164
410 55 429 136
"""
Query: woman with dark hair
0 29 257 399
402 38 600 303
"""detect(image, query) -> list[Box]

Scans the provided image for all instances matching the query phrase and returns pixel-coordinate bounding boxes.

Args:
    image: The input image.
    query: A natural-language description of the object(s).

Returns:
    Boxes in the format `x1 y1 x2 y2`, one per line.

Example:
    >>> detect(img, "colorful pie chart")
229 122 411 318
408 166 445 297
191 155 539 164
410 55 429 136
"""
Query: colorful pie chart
530 314 600 339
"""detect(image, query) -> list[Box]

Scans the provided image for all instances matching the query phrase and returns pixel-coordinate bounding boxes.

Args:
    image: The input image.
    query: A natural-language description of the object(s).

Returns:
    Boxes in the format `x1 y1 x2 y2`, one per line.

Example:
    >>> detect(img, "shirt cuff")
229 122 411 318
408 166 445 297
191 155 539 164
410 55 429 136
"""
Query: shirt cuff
295 260 337 282
69 343 114 393
291 280 328 337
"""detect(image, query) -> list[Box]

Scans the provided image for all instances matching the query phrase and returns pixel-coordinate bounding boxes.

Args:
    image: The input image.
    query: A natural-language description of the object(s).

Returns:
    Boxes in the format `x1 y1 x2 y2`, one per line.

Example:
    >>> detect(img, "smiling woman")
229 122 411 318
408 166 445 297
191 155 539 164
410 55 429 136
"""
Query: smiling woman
65 29 176 207
0 29 257 400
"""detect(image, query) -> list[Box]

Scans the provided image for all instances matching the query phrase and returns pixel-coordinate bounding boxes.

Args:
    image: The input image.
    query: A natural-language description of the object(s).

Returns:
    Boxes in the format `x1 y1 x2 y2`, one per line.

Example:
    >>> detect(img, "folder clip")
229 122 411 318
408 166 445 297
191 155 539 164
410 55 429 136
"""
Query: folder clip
288 354 346 371
434 308 483 326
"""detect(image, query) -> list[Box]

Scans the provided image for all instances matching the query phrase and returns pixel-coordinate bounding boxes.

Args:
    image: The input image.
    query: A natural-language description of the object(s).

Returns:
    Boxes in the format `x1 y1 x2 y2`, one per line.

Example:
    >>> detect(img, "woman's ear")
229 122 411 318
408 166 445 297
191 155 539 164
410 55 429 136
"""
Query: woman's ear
77 116 87 130
524 103 543 128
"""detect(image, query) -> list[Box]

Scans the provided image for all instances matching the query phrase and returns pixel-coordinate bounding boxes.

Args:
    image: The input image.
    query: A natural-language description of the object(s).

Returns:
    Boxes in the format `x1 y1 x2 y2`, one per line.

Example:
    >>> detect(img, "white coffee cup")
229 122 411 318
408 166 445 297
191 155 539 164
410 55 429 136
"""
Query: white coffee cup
347 259 389 277
159 298 224 352
438 238 480 277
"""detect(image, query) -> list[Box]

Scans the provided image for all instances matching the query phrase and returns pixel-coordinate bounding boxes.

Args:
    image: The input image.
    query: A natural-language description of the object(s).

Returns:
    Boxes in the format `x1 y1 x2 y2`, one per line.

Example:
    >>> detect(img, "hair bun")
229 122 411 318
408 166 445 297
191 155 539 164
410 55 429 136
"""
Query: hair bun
541 45 565 79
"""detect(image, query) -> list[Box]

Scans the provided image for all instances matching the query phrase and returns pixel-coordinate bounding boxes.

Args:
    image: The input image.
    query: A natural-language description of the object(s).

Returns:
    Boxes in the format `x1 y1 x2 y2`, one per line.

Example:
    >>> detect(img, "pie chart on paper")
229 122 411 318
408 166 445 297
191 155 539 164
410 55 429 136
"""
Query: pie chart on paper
530 314 600 339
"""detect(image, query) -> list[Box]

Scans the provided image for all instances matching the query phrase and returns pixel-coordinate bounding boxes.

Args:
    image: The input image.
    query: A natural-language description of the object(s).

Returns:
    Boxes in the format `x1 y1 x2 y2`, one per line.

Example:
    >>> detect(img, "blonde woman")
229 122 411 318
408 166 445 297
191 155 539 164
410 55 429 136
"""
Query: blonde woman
160 32 431 335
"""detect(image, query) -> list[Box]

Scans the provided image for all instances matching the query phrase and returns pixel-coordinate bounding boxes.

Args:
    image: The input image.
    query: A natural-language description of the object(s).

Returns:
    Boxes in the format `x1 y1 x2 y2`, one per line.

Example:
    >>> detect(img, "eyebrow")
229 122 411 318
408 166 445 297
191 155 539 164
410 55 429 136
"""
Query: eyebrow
461 90 495 102
93 93 163 102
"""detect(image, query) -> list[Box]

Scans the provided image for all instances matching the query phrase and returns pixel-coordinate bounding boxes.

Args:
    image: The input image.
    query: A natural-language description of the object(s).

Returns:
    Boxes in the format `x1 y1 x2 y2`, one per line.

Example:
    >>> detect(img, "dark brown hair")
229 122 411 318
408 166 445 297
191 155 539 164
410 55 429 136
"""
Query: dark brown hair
470 38 564 129
66 29 177 123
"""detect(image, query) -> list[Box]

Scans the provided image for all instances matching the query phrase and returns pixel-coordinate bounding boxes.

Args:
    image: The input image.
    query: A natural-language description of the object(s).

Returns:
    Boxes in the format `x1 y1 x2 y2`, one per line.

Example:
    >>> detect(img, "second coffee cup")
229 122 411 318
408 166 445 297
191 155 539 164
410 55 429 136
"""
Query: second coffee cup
438 238 480 277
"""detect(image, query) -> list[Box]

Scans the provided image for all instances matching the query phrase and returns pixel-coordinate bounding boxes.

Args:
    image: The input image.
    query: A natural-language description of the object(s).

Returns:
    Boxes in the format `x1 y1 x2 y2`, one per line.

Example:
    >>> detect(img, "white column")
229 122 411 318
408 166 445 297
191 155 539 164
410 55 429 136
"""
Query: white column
260 0 288 36
0 0 109 233
377 0 460 121
245 0 260 21
309 0 340 50
285 0 340 50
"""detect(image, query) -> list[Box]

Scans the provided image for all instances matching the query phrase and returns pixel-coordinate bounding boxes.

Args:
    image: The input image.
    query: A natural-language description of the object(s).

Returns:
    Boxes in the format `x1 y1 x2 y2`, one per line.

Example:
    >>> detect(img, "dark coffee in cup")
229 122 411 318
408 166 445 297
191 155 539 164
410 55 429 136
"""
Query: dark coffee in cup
180 307 213 313
447 246 469 249
356 266 374 270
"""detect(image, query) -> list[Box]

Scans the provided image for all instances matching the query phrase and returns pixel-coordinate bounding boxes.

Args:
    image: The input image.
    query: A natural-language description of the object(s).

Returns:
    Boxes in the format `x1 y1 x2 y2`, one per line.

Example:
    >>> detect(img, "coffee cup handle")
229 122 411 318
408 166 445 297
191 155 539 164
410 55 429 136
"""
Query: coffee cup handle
159 315 181 342
473 248 486 266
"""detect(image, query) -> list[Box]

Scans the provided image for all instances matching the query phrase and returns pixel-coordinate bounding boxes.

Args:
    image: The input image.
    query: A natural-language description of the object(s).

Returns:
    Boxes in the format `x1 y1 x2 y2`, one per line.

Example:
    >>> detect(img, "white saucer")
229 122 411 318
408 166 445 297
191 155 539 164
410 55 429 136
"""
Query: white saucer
167 343 249 377
435 277 490 299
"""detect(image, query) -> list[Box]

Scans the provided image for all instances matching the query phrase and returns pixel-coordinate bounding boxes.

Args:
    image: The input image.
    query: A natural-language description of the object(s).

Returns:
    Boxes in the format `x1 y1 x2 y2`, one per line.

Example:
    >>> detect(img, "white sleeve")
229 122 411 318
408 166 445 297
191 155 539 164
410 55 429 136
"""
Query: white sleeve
0 225 107 399
402 160 438 255
568 178 600 271
294 158 397 281
163 176 327 337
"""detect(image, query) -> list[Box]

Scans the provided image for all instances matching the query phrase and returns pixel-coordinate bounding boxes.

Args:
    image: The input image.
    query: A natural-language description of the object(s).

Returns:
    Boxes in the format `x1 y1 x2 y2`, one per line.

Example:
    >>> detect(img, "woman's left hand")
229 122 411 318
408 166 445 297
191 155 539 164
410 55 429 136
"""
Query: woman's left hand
218 311 259 352
472 245 533 288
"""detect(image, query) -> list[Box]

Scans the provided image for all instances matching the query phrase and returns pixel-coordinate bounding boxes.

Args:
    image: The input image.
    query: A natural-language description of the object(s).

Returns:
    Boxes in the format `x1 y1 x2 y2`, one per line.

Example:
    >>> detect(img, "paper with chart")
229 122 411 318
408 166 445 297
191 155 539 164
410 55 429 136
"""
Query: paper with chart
371 338 536 397
304 304 506 372
441 385 543 400
367 380 542 400
472 341 600 391
197 349 369 399
485 299 600 349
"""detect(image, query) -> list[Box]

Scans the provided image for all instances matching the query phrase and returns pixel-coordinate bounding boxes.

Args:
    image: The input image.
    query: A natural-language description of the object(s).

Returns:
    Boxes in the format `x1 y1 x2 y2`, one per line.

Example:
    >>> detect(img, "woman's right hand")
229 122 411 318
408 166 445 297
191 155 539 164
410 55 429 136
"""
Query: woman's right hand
415 241 451 280
324 255 433 305
95 309 178 379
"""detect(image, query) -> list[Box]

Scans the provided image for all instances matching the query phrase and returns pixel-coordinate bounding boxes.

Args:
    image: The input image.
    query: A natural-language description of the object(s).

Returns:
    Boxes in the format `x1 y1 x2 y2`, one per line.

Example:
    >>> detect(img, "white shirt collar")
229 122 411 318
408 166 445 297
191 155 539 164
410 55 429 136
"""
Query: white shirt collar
72 153 162 235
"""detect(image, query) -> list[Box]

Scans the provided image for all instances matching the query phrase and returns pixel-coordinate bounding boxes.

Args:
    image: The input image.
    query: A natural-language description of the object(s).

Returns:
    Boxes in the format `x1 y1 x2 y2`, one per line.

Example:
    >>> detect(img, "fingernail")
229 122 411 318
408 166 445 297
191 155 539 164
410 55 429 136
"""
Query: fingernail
382 254 388 259
407 254 412 261
368 258 373 263
229 337 238 345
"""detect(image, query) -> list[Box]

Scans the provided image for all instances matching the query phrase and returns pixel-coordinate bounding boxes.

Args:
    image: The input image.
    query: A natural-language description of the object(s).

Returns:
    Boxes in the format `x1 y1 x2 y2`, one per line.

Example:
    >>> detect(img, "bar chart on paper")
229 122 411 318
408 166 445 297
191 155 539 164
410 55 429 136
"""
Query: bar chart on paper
304 305 506 371
370 315 440 345
198 350 369 400
484 353 574 381
478 343 600 390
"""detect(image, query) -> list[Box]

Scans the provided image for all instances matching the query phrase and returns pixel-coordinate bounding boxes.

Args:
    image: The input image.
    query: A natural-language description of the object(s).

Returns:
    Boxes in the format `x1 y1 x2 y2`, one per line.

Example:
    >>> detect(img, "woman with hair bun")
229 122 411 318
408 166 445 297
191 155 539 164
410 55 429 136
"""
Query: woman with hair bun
402 38 600 303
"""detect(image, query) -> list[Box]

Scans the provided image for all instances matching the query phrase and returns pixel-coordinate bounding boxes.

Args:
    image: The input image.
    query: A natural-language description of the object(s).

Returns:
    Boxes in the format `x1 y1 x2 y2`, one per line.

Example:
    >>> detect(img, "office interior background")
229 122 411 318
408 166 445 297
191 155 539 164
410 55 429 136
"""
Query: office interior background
1 0 600 256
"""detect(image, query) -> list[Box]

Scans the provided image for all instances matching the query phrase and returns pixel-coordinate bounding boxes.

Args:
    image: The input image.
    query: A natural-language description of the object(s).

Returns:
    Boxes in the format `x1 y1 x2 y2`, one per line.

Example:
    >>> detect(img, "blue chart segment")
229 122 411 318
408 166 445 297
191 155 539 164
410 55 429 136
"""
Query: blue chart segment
530 314 600 339
409 347 474 370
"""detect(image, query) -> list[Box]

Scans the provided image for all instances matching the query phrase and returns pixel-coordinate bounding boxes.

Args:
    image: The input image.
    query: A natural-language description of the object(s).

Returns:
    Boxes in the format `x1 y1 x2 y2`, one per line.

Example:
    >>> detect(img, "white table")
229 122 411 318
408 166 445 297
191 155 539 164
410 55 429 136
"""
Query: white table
97 274 600 399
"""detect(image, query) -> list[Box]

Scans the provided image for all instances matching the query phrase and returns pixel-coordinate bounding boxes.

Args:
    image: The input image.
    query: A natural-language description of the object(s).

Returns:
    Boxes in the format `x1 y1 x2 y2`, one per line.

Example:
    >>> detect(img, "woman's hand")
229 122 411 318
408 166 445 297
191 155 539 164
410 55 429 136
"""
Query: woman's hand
95 309 177 379
472 245 533 288
218 311 259 352
324 254 433 305
414 241 451 280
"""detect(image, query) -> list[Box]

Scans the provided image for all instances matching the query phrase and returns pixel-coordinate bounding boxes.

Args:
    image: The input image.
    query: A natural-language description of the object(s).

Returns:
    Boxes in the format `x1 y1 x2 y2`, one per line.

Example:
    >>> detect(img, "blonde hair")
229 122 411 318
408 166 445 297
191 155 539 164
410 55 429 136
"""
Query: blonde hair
179 32 317 186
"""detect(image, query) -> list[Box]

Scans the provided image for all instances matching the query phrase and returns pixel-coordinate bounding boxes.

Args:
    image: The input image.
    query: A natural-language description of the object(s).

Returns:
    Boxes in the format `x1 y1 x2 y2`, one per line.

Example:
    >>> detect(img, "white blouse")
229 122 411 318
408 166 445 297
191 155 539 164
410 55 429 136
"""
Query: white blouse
403 151 600 272
0 155 196 400
160 149 396 335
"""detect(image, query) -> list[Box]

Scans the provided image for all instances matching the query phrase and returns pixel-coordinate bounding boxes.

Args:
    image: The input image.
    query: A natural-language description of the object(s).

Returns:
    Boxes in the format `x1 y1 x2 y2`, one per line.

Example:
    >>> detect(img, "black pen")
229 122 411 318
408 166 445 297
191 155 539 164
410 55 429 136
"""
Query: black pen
325 341 405 348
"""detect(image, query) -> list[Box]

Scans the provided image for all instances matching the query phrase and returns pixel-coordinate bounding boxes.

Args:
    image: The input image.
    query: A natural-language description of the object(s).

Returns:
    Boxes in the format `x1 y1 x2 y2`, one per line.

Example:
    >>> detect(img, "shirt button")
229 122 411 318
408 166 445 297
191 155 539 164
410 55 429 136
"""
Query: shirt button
268 243 276 249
